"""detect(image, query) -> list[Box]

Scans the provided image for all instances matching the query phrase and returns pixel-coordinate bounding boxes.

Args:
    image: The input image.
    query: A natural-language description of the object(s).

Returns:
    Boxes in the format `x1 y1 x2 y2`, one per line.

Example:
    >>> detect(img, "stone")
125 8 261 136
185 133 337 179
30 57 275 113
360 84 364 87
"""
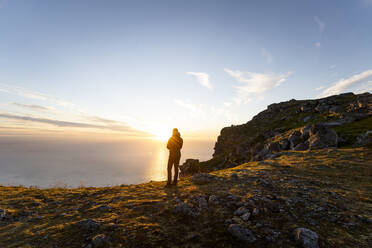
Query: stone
241 212 251 221
208 195 219 205
76 219 101 231
252 208 260 216
189 195 208 209
91 234 110 247
173 202 199 217
0 209 6 220
289 131 303 149
228 224 256 243
303 116 312 122
96 204 113 211
294 142 309 151
309 124 338 149
279 139 290 150
192 173 216 185
354 130 372 147
230 173 238 180
234 206 249 216
293 228 319 248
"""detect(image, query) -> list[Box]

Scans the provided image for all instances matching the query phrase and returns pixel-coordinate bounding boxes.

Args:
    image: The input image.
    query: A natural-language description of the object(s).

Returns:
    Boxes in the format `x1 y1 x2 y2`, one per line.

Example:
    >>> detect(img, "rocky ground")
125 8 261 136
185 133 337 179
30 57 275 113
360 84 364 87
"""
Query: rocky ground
1 148 371 248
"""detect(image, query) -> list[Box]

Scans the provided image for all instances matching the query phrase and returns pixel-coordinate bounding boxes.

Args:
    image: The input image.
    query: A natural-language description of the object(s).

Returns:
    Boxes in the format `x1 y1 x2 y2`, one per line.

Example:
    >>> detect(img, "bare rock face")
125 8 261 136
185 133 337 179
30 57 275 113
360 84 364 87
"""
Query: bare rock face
293 228 319 248
309 124 338 149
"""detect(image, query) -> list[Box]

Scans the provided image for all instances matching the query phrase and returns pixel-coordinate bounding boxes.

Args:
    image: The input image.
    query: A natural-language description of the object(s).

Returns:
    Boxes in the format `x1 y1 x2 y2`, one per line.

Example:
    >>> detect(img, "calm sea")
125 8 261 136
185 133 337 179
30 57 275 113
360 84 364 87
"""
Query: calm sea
0 137 215 188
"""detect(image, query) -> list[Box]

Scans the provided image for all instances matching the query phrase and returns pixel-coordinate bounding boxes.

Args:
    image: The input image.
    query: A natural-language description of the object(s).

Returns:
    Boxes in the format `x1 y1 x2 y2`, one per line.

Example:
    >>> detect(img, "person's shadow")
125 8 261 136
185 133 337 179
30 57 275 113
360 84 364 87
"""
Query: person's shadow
163 185 181 200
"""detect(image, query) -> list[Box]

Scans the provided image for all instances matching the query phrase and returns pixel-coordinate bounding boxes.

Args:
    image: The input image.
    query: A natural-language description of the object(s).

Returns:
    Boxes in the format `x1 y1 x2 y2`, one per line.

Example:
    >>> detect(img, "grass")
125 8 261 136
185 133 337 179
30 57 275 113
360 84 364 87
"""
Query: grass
0 148 371 247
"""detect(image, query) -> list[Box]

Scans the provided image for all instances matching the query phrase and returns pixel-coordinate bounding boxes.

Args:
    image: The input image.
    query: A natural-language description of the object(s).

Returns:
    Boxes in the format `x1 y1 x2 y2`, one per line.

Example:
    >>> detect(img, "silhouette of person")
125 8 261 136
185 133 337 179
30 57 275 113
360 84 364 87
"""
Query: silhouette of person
166 128 183 187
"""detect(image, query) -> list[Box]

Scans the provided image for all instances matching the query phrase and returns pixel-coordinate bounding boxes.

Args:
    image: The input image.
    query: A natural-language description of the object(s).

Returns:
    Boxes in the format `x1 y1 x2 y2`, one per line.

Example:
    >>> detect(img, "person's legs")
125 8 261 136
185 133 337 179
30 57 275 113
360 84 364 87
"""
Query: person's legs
172 155 181 185
167 156 173 185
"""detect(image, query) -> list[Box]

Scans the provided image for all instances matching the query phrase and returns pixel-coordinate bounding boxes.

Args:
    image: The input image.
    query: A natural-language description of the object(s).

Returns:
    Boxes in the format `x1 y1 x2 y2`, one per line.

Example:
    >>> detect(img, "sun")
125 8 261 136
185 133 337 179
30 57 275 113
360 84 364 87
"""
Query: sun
149 126 171 140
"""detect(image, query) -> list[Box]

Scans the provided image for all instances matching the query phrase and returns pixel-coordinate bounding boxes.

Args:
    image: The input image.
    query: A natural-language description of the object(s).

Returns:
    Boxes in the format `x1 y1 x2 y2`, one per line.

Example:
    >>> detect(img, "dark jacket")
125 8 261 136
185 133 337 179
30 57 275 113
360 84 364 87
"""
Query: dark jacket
167 135 183 155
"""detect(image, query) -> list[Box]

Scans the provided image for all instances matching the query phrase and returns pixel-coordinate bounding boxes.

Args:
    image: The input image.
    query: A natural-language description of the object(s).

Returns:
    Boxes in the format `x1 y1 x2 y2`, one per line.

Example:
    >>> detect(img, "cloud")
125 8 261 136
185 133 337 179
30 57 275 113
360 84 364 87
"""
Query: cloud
224 68 293 104
314 16 325 33
315 42 321 48
86 116 118 124
315 86 325 91
186 72 212 90
261 48 273 63
173 99 203 113
0 113 147 135
13 102 54 111
319 69 372 97
0 83 74 107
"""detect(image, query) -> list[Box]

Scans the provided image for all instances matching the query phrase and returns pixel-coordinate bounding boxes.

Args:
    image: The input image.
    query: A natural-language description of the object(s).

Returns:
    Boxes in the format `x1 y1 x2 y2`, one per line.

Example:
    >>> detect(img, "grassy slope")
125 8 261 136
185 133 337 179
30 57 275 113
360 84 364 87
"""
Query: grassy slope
0 148 371 248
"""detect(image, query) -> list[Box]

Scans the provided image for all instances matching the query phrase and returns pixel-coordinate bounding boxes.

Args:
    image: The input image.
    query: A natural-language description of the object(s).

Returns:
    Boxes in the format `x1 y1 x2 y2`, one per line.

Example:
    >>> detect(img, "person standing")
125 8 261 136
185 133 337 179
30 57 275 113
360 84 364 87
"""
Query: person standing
166 128 183 187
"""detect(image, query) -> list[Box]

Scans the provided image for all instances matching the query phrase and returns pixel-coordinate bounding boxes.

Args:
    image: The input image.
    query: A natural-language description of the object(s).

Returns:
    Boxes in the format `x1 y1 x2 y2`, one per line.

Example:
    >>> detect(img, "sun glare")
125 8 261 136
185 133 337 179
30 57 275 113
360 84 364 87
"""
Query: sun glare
150 126 171 140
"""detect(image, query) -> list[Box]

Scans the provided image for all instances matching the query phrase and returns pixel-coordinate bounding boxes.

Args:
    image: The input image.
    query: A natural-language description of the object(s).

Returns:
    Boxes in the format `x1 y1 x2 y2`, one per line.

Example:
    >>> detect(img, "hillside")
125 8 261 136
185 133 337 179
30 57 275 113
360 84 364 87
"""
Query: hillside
1 92 372 248
180 92 372 175
1 148 371 247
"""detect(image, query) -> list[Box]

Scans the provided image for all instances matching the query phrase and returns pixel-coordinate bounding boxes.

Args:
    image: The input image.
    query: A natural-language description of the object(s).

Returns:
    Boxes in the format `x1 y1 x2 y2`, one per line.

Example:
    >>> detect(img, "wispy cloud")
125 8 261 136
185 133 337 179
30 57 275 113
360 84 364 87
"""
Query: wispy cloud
315 42 321 48
261 48 273 63
173 99 203 113
0 83 74 107
186 72 212 90
86 116 118 124
224 68 293 104
319 69 372 97
13 102 54 111
314 16 325 33
0 113 147 135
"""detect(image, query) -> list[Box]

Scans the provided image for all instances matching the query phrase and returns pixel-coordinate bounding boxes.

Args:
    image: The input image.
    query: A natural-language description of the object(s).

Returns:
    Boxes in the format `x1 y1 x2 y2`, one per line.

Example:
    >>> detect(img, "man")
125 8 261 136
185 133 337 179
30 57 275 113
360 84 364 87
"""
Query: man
166 128 183 187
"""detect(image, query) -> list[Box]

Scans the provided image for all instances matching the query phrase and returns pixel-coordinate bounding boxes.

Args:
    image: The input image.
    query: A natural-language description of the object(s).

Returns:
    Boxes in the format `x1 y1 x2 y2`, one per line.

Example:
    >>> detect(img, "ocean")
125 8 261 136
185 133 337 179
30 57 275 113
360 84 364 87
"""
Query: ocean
0 136 215 188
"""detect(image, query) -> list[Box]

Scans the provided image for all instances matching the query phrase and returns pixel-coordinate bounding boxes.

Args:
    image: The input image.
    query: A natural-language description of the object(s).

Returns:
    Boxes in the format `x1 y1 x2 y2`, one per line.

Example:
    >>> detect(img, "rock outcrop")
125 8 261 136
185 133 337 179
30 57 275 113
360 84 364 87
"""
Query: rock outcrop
182 92 372 173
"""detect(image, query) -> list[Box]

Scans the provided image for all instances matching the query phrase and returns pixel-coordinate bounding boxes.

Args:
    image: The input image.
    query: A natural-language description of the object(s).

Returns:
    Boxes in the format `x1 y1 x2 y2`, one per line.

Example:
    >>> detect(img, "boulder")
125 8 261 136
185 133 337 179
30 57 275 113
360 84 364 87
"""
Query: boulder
293 228 319 248
309 124 338 149
289 131 303 149
279 139 290 150
234 206 250 216
228 224 256 243
180 159 200 176
354 130 372 147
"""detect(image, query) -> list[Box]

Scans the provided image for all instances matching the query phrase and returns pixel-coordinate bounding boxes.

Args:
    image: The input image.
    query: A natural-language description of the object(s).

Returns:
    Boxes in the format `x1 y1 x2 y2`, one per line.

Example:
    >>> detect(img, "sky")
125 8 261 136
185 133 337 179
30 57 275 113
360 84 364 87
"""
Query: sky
0 0 372 140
